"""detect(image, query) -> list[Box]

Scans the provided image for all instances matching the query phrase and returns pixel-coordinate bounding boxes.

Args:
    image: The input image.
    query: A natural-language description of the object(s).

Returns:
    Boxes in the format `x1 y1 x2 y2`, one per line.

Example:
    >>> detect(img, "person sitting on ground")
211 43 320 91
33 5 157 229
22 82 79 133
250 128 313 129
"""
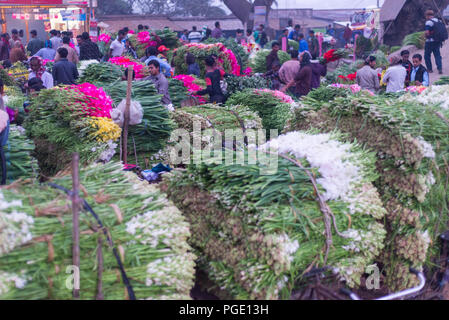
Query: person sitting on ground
143 60 172 106
311 58 328 89
356 56 380 93
298 33 309 53
186 53 200 77
122 68 136 81
266 42 280 72
180 29 189 43
52 47 79 86
29 56 54 89
400 50 413 86
279 50 300 85
282 51 313 98
27 77 46 94
125 39 138 59
144 46 172 78
195 56 226 104
9 41 26 64
34 40 56 60
383 55 407 93
55 36 79 64
264 61 282 90
410 54 429 87
236 29 246 44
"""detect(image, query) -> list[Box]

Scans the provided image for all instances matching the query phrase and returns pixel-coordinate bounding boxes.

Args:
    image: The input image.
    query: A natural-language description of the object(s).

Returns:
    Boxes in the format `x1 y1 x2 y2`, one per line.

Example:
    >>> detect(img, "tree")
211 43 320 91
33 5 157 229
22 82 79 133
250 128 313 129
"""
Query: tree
97 0 133 15
222 0 276 30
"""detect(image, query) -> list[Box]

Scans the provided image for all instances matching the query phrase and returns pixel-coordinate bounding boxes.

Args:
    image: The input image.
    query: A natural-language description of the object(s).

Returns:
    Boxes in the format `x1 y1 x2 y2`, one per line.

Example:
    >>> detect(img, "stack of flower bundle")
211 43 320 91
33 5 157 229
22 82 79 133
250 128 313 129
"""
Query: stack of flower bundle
150 104 263 166
226 89 295 138
173 43 241 77
5 125 38 183
249 49 291 74
24 84 122 176
104 80 174 157
286 90 449 291
78 62 124 86
0 162 196 300
162 131 387 299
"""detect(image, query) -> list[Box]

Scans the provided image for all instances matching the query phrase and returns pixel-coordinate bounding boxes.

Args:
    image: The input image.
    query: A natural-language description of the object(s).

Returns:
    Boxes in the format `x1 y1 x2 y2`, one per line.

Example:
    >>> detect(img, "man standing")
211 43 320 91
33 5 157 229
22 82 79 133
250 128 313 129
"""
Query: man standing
410 54 430 86
288 25 301 42
49 30 62 50
278 29 289 50
188 26 202 43
286 20 294 35
110 30 126 58
400 50 413 86
52 48 79 86
308 30 319 59
344 24 353 45
79 32 102 61
0 34 10 61
144 60 171 106
55 36 79 64
212 21 223 39
266 42 280 72
424 10 445 74
279 50 300 85
258 24 268 48
27 30 44 56
180 29 189 43
9 29 23 50
298 33 309 53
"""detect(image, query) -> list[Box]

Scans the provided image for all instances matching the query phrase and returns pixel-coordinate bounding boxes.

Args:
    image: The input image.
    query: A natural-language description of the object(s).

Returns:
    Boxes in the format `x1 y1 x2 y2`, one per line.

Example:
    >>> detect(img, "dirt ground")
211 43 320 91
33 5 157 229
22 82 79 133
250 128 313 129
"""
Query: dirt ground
415 41 449 84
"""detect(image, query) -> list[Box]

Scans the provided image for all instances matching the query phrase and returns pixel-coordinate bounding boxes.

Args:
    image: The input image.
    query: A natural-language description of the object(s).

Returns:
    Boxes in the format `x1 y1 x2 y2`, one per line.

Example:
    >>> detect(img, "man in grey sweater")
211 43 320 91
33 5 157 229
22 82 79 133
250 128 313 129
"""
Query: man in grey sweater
356 56 380 93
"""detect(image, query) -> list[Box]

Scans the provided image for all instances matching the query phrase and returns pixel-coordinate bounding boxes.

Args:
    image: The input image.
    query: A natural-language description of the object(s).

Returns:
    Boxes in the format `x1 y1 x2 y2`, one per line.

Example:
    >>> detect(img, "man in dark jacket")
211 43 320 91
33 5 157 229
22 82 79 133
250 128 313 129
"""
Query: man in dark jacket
410 54 430 86
311 62 327 89
266 42 280 72
79 32 102 61
52 47 79 85
308 30 319 59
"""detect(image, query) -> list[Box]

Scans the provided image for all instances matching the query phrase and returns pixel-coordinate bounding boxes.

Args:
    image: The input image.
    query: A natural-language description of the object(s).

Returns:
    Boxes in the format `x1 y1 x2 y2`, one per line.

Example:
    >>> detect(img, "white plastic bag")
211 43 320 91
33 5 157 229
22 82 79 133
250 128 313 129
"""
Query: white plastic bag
111 99 144 127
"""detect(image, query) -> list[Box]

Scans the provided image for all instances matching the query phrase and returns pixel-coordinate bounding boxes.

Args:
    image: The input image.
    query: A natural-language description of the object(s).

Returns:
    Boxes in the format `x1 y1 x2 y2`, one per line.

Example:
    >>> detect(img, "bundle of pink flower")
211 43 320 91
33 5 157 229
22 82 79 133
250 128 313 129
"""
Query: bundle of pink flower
330 83 375 96
69 83 114 118
108 57 146 79
405 86 427 94
184 43 241 76
174 74 208 104
99 34 111 43
253 89 295 104
136 31 159 48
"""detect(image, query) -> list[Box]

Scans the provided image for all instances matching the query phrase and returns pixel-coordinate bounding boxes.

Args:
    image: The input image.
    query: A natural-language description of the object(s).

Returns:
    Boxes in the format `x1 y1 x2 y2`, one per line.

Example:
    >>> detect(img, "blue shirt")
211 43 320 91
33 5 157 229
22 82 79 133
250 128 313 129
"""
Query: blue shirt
410 66 429 86
299 39 309 53
288 30 299 40
145 56 172 77
34 48 56 60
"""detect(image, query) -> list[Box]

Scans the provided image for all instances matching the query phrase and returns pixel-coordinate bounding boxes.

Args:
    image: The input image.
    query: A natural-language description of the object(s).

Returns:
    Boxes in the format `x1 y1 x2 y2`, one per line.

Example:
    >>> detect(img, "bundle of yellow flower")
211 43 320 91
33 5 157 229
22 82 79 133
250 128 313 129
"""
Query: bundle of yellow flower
88 117 122 143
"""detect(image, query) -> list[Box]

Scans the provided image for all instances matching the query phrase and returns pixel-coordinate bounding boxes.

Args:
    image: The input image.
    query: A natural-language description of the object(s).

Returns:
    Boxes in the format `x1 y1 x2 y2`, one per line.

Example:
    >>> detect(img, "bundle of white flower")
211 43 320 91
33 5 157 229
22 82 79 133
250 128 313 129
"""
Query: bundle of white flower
0 162 196 300
401 85 449 110
77 59 100 77
287 89 449 291
163 131 387 299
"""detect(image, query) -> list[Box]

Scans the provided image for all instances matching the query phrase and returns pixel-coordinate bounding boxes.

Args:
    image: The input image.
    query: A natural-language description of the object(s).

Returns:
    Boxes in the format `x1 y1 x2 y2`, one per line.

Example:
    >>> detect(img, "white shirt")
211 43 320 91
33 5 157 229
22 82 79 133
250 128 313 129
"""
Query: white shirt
110 39 125 57
383 65 407 93
188 31 202 43
29 71 54 89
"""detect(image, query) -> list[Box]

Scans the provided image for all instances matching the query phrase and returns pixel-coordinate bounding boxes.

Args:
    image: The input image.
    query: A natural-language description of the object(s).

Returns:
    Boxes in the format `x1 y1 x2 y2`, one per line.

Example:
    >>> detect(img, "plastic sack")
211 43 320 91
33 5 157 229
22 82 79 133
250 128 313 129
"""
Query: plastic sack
111 99 144 127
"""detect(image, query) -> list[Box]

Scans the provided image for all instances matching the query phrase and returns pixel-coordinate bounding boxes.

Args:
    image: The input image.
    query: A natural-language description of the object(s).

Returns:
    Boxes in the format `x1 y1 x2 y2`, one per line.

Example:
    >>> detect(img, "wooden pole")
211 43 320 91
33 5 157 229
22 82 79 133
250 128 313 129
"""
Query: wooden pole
1 9 6 34
71 153 81 299
122 65 133 165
